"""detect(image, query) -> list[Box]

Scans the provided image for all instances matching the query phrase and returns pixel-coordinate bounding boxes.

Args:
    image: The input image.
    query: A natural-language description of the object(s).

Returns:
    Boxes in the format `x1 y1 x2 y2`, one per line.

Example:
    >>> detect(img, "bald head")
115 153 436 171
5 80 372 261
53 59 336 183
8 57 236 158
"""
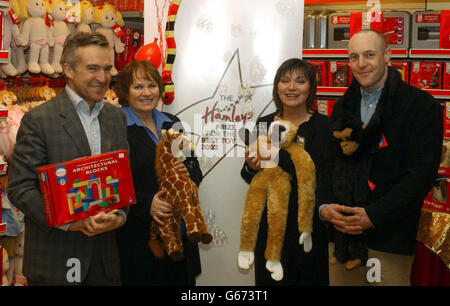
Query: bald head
349 30 387 53
347 30 391 92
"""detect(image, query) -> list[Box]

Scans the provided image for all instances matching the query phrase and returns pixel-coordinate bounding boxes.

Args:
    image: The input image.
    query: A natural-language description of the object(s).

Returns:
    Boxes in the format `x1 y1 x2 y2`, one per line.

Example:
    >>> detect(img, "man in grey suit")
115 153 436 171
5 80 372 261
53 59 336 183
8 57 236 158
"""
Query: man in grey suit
7 32 129 285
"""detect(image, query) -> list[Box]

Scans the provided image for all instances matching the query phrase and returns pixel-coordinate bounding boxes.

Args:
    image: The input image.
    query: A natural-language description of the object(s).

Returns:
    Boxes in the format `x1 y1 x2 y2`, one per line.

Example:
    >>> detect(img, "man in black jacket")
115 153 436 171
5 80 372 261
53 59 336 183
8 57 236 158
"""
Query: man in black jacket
320 29 443 285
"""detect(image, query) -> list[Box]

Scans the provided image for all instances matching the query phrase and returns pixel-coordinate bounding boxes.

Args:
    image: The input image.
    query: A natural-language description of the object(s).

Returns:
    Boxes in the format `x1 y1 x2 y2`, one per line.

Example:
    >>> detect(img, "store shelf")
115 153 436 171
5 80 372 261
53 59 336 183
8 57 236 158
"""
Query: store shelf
303 48 408 58
409 49 450 59
316 86 348 96
316 86 450 100
0 50 8 64
121 11 143 18
423 89 450 100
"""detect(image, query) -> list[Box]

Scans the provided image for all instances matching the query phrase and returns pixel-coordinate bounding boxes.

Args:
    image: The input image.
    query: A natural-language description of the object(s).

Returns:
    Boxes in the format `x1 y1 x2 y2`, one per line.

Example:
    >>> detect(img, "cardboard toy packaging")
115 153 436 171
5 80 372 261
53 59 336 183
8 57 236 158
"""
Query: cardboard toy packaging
315 99 337 117
389 61 410 83
443 62 450 90
328 61 352 87
423 177 450 214
309 60 328 86
410 61 442 89
37 150 136 227
444 102 450 138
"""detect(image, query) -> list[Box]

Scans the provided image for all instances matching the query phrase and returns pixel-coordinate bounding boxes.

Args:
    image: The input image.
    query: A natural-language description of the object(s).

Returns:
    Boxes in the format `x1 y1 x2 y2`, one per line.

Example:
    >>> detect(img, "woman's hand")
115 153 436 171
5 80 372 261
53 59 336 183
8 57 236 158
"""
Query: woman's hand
173 159 189 175
245 147 261 171
150 190 174 225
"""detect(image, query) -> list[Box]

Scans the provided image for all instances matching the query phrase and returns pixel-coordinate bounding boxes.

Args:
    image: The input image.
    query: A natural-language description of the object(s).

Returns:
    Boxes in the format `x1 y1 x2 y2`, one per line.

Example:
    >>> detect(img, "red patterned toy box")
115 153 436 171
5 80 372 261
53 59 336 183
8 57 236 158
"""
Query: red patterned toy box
410 61 442 89
37 150 136 227
309 60 328 86
389 61 409 83
444 102 450 138
315 99 337 117
443 62 450 90
328 61 353 87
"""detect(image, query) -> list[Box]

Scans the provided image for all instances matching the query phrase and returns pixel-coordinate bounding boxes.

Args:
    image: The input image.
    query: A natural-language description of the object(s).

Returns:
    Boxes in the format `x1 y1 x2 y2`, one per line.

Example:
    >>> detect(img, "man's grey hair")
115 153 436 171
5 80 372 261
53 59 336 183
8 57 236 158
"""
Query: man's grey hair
60 32 109 71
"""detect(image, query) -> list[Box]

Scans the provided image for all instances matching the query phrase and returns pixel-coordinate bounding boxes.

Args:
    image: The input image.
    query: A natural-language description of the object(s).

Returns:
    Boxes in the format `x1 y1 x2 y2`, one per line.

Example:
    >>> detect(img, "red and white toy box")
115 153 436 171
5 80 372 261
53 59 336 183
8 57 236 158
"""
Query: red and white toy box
309 60 328 86
444 102 450 138
443 62 450 90
423 177 450 214
389 61 410 83
410 61 442 89
315 99 337 117
38 150 136 227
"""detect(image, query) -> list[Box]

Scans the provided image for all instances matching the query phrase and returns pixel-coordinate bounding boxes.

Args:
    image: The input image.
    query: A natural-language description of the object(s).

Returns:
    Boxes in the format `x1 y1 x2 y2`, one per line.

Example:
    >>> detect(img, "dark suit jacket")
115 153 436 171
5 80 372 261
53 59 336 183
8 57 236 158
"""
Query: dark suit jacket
330 67 443 254
7 90 129 284
116 112 203 285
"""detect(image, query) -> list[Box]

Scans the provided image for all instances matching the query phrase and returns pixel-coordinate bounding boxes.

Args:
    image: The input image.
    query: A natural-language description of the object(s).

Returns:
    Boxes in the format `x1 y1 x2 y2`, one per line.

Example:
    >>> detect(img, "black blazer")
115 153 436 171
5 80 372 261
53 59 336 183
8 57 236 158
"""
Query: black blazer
116 112 203 285
7 91 129 284
331 67 443 254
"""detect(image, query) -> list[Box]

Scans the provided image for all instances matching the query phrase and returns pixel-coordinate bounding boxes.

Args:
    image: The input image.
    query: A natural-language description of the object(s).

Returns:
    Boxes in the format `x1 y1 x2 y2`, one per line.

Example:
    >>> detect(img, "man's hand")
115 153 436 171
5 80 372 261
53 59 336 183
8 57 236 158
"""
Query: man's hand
68 209 125 237
150 190 173 226
320 204 365 235
338 206 374 232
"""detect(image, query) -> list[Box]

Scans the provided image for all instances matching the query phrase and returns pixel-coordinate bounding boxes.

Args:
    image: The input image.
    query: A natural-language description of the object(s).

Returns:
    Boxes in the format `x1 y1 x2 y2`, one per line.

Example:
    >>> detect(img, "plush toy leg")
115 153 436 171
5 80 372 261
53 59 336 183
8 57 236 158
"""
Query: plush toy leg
239 173 268 254
109 49 118 76
11 46 27 75
238 251 254 269
192 189 213 244
28 43 42 74
168 212 184 262
0 49 18 76
265 260 283 281
264 171 290 262
157 214 184 261
148 222 166 259
39 46 55 75
51 44 64 73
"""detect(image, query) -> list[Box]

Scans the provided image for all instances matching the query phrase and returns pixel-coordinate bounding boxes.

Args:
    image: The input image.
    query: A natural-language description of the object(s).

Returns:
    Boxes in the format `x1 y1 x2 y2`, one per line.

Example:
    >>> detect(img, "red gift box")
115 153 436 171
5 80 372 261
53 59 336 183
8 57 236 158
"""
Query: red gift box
443 62 450 90
410 61 442 89
309 60 328 86
38 150 136 227
444 102 450 138
328 61 353 87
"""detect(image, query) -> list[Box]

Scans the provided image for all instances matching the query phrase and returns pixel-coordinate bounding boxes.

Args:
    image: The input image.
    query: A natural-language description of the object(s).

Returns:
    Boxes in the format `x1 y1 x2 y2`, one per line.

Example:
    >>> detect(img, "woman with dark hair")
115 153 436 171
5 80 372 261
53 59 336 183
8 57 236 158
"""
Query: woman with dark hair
115 60 203 285
240 58 336 285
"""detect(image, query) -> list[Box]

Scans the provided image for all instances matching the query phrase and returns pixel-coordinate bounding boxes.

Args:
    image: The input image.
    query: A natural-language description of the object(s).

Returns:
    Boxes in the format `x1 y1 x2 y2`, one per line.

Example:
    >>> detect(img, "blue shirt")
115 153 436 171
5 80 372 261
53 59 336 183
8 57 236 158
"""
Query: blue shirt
65 85 104 155
360 87 383 125
121 106 173 144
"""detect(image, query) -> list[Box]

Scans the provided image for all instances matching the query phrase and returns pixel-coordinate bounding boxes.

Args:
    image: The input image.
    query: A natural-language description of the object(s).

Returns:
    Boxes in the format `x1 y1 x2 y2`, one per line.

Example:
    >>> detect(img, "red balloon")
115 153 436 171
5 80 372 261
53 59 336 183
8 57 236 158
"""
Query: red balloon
135 38 162 69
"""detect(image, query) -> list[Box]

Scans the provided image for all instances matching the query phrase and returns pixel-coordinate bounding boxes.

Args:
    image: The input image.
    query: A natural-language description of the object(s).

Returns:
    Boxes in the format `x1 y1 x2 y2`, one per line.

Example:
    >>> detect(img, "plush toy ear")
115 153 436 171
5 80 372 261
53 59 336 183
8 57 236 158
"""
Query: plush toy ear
269 124 286 147
161 129 169 142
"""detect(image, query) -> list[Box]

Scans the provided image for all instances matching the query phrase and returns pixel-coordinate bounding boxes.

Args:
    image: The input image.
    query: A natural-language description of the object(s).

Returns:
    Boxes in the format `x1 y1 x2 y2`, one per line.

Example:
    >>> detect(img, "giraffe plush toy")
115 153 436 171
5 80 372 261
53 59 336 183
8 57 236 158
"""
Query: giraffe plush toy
149 128 212 261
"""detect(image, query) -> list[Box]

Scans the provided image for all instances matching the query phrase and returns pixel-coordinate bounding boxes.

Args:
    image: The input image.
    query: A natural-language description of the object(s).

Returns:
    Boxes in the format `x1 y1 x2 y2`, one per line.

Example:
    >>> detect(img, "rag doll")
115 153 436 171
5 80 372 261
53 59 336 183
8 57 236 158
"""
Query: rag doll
93 3 124 76
148 128 212 261
0 2 25 76
238 119 316 281
6 234 26 286
76 0 93 33
9 0 28 76
19 0 55 74
49 0 71 73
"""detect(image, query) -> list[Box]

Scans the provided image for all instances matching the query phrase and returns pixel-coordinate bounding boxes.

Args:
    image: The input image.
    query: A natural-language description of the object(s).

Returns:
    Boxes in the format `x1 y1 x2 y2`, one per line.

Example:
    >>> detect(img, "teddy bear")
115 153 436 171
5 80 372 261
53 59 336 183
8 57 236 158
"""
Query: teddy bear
0 1 25 76
93 3 125 76
148 128 212 262
48 0 71 73
237 119 316 281
76 0 94 33
19 0 55 75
